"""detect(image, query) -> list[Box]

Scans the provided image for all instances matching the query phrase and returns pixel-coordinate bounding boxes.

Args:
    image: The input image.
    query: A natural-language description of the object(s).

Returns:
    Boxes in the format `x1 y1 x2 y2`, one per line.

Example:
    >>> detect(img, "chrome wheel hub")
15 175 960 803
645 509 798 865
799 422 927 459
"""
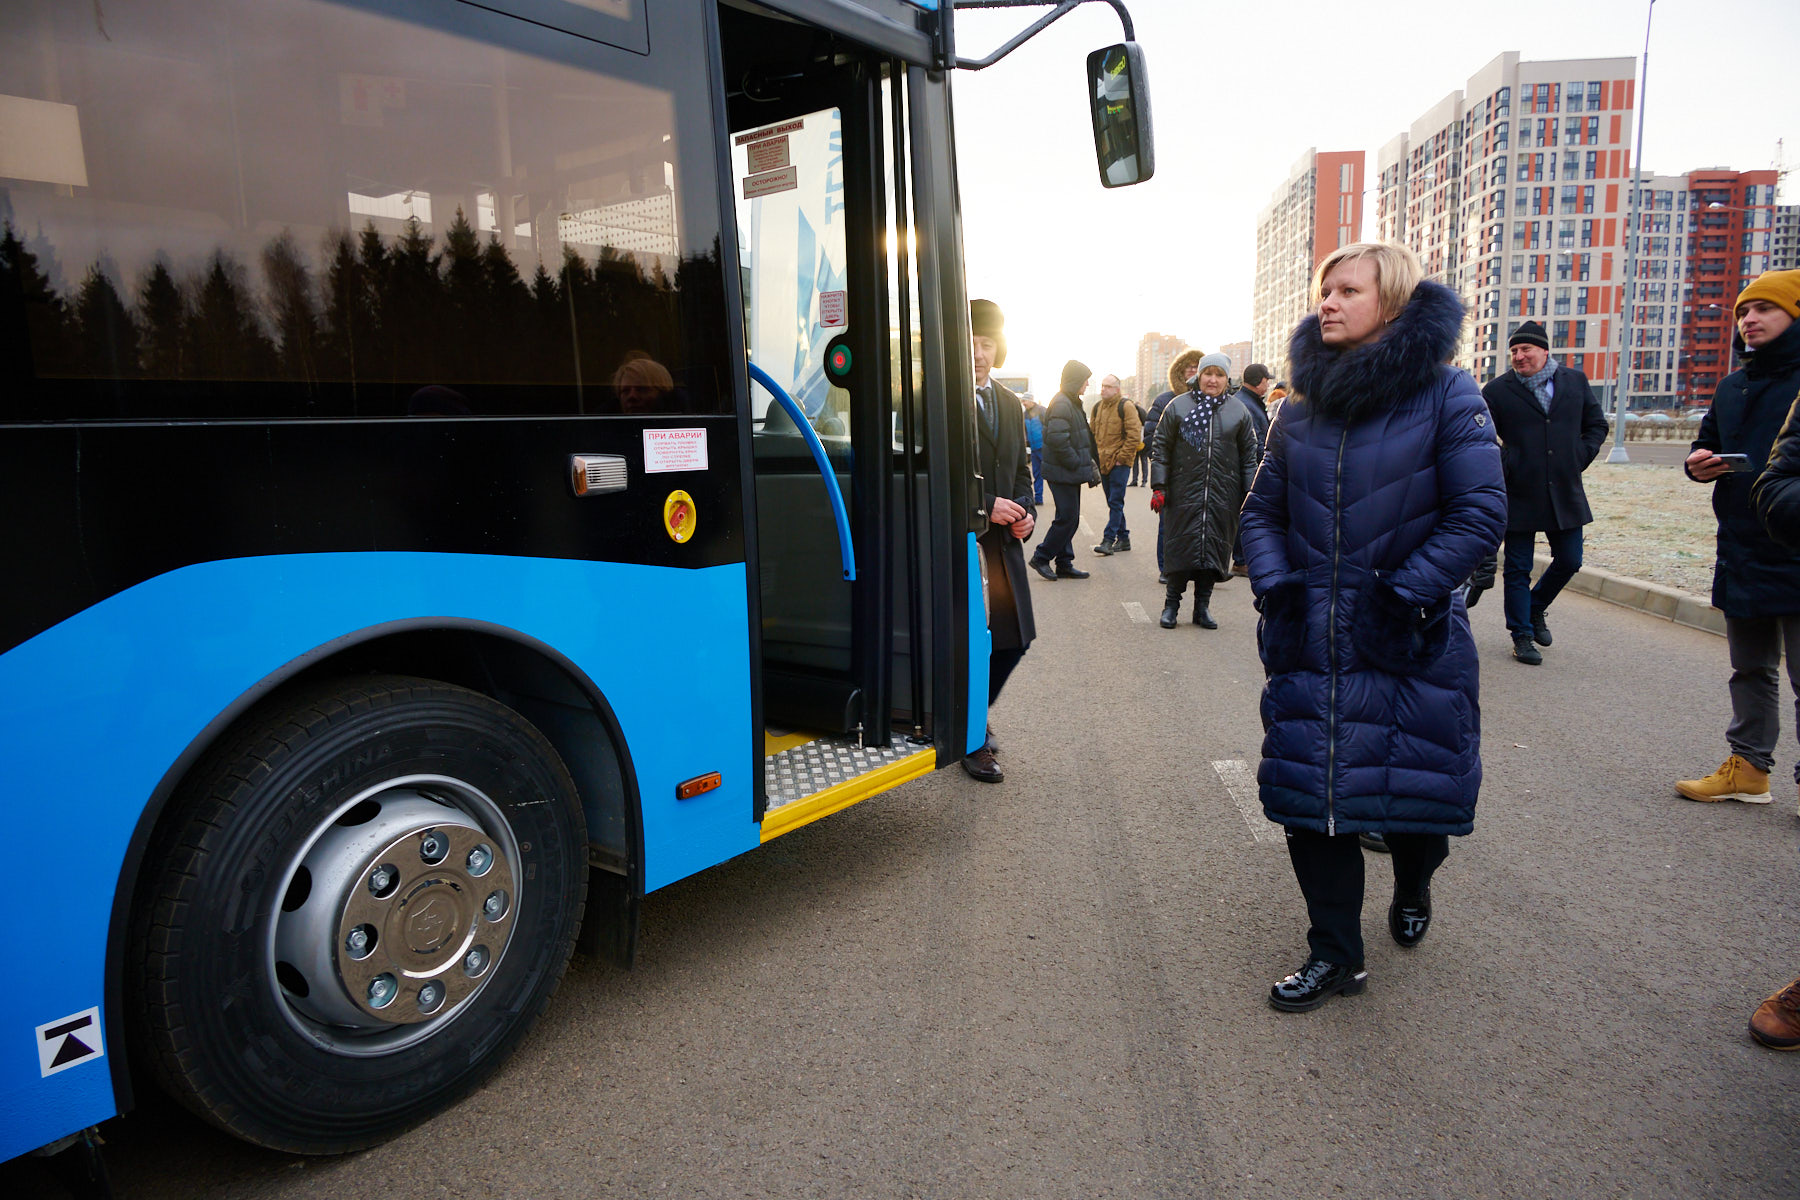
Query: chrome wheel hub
268 776 520 1055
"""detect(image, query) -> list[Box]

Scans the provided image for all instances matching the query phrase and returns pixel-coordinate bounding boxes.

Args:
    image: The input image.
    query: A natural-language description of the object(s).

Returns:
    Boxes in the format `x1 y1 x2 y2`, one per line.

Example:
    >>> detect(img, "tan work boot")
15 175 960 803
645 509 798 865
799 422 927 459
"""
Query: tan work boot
1675 755 1771 804
1750 975 1800 1050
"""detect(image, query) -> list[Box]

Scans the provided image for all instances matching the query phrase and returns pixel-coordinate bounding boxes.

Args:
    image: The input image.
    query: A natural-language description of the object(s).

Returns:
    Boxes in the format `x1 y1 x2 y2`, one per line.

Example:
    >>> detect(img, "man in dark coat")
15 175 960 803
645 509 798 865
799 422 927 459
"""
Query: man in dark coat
1151 352 1258 629
1029 360 1101 582
965 299 1036 783
1480 320 1608 665
1677 270 1800 812
1229 363 1275 576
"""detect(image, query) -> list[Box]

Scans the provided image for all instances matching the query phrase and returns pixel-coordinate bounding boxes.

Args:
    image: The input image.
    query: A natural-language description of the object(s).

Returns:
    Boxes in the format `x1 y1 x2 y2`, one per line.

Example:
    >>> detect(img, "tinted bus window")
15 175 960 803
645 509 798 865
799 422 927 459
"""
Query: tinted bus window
0 0 731 420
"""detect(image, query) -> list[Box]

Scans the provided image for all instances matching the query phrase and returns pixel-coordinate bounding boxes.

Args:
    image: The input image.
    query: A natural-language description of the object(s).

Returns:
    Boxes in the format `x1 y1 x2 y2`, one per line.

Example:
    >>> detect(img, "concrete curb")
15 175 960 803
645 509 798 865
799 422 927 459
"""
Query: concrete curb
1534 553 1724 637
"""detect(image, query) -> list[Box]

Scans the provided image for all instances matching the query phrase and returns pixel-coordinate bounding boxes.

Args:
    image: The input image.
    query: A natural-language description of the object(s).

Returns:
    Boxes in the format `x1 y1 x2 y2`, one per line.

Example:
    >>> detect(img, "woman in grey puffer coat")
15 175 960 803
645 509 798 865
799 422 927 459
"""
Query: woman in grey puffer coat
1150 352 1259 628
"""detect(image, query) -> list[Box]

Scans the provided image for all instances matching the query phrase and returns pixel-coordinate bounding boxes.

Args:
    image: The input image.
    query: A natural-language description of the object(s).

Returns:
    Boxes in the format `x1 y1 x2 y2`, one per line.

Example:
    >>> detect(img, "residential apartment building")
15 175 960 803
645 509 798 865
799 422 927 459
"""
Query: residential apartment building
1773 203 1800 271
1219 340 1253 379
1377 53 1638 402
1252 148 1364 379
1619 172 1689 409
1676 170 1780 403
1135 331 1189 400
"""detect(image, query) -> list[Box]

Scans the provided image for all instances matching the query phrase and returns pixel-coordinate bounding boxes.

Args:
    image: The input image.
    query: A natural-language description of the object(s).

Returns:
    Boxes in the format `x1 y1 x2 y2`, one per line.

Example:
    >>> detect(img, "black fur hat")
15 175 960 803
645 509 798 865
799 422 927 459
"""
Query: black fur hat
971 298 1007 368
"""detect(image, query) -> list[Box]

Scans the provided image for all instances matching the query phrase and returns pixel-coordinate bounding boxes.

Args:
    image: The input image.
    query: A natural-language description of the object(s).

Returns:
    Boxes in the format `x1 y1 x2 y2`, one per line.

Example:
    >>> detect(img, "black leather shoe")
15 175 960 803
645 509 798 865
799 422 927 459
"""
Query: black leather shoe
1056 564 1090 579
1531 608 1552 646
1513 634 1542 665
1114 539 1131 552
1160 604 1178 629
961 747 1003 783
1389 888 1432 948
1157 573 1167 585
1193 605 1217 629
1269 958 1369 1012
1030 559 1058 582
984 727 997 756
1358 832 1390 853
1092 541 1115 556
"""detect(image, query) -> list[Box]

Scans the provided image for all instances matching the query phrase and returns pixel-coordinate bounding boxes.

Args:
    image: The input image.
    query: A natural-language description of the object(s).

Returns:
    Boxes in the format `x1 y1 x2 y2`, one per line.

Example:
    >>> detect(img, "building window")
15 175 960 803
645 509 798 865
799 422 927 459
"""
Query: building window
1511 254 1525 283
1583 185 1595 214
1567 82 1585 112
1537 82 1552 110
1561 185 1579 213
1577 287 1590 314
1587 81 1603 109
1554 289 1571 316
1586 116 1600 144
1584 151 1599 179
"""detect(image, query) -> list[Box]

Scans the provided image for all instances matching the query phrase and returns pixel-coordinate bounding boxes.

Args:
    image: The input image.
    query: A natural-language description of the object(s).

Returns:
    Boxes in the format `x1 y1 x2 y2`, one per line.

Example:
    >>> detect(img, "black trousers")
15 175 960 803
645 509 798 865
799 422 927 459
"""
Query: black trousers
1031 481 1083 569
1284 827 1449 967
1164 571 1214 607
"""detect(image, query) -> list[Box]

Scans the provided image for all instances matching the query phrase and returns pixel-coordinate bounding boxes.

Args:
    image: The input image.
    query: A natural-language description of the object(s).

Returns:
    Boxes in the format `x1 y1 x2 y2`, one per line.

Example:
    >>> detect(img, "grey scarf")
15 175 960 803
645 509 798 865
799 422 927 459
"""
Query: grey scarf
1518 357 1559 413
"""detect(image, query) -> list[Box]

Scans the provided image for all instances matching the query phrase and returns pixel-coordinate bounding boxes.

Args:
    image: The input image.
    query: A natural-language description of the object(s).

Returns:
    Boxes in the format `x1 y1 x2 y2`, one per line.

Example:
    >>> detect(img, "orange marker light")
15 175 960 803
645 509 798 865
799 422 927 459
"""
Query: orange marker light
676 771 722 800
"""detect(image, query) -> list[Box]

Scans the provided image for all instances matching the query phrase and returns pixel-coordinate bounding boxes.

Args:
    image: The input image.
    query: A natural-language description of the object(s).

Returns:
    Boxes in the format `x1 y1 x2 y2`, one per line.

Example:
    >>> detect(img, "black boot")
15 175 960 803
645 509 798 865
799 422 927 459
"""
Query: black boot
1193 604 1217 629
1160 602 1178 629
1269 958 1368 1012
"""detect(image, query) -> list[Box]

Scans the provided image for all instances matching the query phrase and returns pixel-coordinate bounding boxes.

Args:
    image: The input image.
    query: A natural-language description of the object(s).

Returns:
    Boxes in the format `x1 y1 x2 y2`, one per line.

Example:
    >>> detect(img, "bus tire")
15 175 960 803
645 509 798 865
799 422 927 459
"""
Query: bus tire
130 675 587 1154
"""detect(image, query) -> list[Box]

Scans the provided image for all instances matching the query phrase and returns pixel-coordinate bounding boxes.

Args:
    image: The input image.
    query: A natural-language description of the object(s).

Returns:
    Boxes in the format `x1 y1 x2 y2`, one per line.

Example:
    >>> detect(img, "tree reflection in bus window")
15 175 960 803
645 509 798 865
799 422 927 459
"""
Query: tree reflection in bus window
0 0 730 421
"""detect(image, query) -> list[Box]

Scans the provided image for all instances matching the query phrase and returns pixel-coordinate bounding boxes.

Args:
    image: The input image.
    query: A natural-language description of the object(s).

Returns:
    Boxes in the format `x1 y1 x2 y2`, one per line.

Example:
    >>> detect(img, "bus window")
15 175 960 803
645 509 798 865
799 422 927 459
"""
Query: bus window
0 0 732 421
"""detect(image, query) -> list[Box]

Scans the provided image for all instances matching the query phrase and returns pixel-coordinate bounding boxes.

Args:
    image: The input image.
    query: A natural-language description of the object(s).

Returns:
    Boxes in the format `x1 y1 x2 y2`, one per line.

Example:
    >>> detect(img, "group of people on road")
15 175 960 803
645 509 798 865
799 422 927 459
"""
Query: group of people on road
964 255 1800 1041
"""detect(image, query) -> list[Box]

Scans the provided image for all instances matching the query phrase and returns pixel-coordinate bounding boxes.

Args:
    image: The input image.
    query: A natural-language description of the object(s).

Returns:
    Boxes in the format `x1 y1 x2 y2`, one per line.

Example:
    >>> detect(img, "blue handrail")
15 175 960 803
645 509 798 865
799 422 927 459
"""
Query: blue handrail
747 361 856 582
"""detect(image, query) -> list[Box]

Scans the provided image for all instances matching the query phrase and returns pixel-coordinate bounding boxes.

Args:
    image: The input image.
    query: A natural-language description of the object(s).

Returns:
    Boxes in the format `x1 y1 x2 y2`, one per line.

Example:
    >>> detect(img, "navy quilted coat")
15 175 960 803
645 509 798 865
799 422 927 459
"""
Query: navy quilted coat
1240 281 1506 837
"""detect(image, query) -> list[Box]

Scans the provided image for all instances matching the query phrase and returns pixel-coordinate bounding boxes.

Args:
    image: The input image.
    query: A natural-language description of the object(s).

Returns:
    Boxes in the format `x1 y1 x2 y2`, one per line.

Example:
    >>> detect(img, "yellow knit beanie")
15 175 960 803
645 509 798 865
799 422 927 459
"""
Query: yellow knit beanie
1735 269 1800 319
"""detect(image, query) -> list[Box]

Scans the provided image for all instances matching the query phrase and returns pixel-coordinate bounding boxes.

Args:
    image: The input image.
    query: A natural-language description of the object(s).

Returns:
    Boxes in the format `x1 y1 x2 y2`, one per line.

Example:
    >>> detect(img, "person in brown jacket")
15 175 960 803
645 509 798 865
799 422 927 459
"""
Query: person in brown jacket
1089 373 1143 554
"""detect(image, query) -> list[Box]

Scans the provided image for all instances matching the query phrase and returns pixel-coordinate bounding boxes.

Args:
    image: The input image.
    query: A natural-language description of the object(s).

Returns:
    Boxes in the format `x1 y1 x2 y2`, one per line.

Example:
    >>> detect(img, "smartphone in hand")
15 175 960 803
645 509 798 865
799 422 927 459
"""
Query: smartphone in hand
1717 453 1753 473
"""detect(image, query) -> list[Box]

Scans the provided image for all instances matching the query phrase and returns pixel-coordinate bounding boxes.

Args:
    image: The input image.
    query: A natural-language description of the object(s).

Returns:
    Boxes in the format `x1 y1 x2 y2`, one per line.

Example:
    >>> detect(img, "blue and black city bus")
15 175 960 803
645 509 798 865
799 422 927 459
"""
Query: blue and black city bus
0 0 1150 1161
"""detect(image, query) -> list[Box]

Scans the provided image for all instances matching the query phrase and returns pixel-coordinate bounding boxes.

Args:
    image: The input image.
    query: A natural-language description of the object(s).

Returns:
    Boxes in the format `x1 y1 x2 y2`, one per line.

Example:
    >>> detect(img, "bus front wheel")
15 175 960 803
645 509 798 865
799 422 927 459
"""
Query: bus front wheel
130 675 588 1154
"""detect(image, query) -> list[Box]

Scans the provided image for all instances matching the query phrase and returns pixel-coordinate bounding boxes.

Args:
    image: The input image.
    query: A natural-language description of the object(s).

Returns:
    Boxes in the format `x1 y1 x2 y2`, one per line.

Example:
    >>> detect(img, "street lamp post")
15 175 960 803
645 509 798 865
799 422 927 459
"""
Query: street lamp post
1608 0 1656 464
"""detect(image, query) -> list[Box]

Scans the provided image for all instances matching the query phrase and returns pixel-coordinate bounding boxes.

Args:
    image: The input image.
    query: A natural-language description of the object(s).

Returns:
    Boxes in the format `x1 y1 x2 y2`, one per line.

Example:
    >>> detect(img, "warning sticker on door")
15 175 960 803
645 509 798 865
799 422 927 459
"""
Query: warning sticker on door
742 166 798 200
746 137 790 174
818 290 847 328
644 428 708 474
37 1007 104 1078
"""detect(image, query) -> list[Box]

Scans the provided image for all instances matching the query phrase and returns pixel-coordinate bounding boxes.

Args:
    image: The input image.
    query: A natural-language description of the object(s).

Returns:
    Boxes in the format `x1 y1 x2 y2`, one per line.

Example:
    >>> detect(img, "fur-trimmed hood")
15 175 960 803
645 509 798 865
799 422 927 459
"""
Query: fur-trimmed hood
1167 348 1203 395
1286 280 1466 423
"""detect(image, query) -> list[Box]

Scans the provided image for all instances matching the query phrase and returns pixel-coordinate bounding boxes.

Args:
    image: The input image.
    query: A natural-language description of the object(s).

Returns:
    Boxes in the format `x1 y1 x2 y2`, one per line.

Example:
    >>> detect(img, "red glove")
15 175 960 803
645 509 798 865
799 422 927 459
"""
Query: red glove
1149 489 1165 513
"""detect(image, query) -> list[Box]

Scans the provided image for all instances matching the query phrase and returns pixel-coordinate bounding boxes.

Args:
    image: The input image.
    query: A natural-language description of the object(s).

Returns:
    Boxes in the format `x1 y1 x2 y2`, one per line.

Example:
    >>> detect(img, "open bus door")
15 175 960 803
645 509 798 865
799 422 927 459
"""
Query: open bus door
720 4 954 836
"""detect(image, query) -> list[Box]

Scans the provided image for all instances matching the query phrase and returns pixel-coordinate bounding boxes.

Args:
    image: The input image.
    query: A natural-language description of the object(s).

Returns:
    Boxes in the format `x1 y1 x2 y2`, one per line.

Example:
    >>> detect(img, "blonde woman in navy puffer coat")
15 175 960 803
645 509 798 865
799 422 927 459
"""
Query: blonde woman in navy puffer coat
1240 242 1506 1014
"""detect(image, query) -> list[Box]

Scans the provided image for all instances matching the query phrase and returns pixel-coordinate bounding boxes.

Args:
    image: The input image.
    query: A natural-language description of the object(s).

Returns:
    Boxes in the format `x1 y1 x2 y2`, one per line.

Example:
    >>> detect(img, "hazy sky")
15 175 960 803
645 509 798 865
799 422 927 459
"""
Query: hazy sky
950 0 1799 396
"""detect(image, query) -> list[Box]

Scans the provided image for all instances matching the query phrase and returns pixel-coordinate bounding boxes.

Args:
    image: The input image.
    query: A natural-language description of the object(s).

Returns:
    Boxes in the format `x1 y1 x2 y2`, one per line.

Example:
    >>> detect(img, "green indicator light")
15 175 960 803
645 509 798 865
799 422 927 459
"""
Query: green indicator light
829 346 853 376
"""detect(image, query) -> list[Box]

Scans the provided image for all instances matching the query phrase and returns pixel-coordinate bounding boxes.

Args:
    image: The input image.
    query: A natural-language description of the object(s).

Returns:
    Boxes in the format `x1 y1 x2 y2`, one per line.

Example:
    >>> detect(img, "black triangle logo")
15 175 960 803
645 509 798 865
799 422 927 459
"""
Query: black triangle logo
51 1034 94 1067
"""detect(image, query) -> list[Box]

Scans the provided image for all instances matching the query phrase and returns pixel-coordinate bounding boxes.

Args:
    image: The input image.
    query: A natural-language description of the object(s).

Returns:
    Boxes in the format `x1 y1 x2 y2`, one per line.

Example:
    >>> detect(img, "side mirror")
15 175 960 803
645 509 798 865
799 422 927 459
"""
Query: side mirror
1087 42 1153 188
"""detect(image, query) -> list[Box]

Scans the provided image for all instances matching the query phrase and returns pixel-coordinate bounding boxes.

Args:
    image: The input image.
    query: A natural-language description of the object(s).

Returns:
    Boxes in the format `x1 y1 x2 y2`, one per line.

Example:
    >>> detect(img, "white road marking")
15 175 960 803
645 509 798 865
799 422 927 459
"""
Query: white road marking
1212 760 1283 844
1122 601 1151 624
1080 518 1095 538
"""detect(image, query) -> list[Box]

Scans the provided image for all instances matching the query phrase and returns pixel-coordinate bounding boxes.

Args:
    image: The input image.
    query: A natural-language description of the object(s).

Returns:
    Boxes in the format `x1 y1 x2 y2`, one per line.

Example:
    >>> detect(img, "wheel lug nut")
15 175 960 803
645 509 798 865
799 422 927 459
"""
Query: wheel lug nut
467 845 493 876
464 945 490 976
368 974 398 1008
345 925 376 959
368 865 397 897
418 981 445 1012
419 831 447 864
483 890 508 920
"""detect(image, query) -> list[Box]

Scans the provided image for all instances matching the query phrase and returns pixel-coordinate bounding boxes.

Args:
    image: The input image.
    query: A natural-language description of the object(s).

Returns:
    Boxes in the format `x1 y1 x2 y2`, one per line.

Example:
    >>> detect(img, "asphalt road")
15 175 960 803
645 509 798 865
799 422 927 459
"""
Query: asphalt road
10 483 1799 1199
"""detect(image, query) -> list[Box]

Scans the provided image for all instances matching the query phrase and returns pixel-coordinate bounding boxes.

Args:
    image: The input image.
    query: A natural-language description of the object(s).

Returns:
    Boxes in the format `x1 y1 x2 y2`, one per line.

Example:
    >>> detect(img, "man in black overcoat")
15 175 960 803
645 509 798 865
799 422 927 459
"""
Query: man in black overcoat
966 299 1036 783
1480 320 1607 665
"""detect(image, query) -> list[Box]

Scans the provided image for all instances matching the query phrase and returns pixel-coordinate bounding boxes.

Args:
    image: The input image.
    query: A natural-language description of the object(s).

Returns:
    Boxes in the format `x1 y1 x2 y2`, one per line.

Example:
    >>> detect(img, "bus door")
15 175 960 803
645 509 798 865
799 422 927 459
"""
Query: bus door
721 4 946 831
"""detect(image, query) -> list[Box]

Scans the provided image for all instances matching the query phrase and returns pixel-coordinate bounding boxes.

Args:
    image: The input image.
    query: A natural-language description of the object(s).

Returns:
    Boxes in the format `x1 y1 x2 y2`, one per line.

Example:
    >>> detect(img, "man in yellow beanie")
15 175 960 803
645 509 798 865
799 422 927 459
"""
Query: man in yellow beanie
1679 268 1800 818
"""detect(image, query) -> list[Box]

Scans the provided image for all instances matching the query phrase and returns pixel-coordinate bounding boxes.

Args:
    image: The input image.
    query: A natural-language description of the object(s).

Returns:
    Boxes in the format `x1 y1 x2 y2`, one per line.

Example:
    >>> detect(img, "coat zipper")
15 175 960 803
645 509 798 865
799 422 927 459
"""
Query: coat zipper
1326 425 1348 837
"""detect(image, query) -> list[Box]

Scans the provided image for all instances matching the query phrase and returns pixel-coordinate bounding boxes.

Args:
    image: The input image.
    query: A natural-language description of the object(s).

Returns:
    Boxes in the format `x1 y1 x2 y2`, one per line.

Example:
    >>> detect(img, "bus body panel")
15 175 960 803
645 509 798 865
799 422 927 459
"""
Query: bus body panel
965 531 990 756
0 551 755 1161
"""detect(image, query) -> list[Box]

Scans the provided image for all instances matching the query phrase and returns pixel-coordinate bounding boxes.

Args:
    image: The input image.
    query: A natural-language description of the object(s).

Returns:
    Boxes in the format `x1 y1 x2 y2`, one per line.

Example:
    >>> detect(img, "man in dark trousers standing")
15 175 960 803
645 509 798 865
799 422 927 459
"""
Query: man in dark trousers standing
1480 320 1607 665
966 299 1036 783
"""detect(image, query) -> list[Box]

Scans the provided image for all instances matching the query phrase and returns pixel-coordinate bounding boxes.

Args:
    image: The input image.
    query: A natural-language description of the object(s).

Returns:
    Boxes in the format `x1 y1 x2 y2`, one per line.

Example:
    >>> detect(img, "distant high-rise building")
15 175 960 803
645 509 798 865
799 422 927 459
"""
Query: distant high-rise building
1674 169 1780 404
1135 332 1189 400
1219 340 1253 379
1253 148 1364 381
1616 172 1689 410
1772 204 1800 271
1378 53 1639 403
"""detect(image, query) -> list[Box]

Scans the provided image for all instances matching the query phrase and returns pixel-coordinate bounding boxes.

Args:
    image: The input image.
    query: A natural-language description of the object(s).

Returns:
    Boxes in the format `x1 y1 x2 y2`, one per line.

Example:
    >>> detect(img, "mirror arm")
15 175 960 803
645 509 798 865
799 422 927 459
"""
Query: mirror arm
949 0 1135 71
